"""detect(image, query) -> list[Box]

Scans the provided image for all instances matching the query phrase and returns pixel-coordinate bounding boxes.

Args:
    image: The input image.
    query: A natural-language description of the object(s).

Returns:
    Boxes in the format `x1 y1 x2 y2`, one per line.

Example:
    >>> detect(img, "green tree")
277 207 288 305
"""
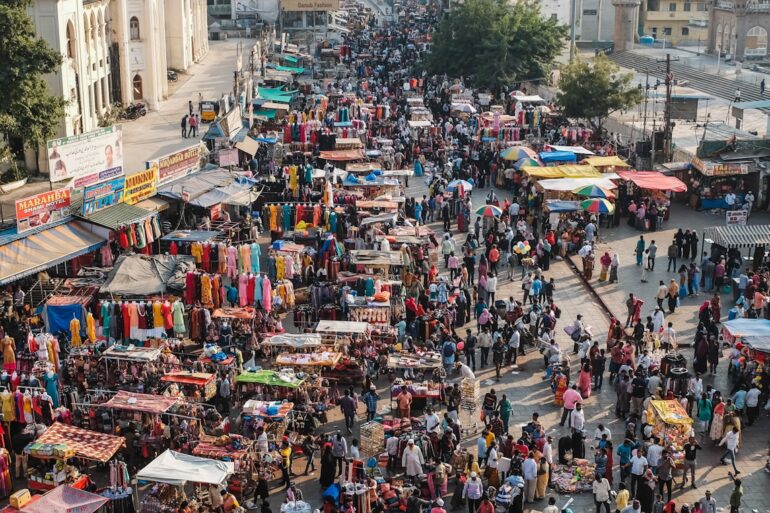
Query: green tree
0 0 66 166
556 53 642 131
423 0 566 92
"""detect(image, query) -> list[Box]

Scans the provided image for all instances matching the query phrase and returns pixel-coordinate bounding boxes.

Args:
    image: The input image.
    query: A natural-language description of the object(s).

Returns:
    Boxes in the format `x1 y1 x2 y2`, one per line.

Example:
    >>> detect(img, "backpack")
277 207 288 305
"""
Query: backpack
443 342 456 357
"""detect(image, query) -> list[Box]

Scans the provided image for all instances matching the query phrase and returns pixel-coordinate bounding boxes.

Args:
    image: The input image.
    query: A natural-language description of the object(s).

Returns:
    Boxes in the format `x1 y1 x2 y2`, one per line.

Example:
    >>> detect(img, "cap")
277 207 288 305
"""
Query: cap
470 472 477 478
408 438 415 444
370 384 376 390
436 499 444 507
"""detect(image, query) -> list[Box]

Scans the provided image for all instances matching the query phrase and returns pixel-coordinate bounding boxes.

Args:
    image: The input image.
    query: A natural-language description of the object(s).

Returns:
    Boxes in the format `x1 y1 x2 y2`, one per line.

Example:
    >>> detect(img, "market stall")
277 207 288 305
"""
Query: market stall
702 225 770 272
16 485 108 513
276 351 342 367
24 423 125 492
721 318 770 345
160 371 217 402
646 400 693 466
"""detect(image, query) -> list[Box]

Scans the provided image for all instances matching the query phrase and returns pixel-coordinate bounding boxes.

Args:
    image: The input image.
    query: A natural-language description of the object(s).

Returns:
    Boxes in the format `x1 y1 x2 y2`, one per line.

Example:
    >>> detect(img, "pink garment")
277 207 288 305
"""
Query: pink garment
284 256 294 279
578 370 592 398
563 388 582 410
262 277 272 312
226 246 238 279
101 245 114 266
238 274 249 307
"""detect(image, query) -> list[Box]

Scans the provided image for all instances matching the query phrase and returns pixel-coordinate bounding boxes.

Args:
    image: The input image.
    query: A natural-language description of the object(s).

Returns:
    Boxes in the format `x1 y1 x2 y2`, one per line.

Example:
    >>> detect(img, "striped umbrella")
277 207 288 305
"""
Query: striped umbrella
500 146 537 161
580 198 615 214
513 157 541 170
572 185 615 199
475 204 503 217
447 179 474 192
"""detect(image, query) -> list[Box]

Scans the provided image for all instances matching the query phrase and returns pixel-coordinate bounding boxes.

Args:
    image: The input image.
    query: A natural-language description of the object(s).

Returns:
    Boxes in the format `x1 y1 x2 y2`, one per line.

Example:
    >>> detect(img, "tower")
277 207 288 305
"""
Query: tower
612 0 641 52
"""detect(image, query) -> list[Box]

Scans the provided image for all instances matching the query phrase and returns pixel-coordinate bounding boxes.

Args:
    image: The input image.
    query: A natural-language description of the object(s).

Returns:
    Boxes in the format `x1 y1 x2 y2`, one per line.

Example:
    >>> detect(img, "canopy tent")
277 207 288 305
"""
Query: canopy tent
649 400 693 425
359 213 398 226
235 136 260 156
548 145 596 156
315 320 370 334
32 423 124 462
539 151 578 164
703 225 770 248
407 120 432 128
21 485 108 513
78 202 154 230
100 254 195 295
742 335 770 354
264 333 322 349
161 230 220 243
349 249 404 266
538 178 618 193
523 165 602 179
136 449 234 486
544 199 581 212
0 221 107 286
103 390 180 414
161 371 215 387
158 168 256 207
236 369 305 388
617 170 687 192
722 318 770 340
101 345 162 362
583 156 631 168
193 182 258 208
319 150 365 161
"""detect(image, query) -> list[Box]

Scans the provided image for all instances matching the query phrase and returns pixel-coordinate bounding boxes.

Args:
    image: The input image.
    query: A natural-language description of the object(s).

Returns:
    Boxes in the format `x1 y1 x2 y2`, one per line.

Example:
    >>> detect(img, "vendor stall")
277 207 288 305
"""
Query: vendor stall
646 400 693 465
703 225 770 272
19 485 108 513
276 351 342 367
550 459 595 494
160 371 217 401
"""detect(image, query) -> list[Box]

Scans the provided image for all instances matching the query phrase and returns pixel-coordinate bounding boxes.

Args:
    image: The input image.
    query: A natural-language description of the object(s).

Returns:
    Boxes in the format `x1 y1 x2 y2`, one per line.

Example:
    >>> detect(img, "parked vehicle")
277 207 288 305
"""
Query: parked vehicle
120 102 147 120
167 69 178 82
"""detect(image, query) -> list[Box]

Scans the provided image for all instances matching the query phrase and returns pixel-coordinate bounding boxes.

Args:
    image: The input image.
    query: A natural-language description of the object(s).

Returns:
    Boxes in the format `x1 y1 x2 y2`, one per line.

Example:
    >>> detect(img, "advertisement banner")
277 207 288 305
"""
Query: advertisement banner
124 166 159 205
219 149 239 167
691 156 750 177
82 177 126 215
726 209 748 225
281 0 339 10
47 125 124 186
220 106 243 140
150 145 202 186
15 190 72 234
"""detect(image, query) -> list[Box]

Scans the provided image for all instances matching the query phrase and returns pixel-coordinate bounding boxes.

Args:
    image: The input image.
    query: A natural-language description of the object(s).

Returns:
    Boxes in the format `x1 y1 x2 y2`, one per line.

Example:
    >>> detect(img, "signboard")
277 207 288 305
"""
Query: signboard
124 166 159 205
210 203 222 220
220 106 243 140
150 144 202 186
726 209 748 225
691 156 750 177
15 190 72 234
281 0 340 10
47 125 124 186
82 177 126 215
219 149 239 167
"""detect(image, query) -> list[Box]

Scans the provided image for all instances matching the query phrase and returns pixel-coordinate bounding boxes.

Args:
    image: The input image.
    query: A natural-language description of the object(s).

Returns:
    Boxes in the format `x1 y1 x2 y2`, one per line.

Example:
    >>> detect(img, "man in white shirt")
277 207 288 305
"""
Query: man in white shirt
594 424 611 442
455 361 476 380
592 474 612 512
656 281 668 310
746 383 762 425
645 437 663 473
699 490 717 513
508 329 521 365
647 370 662 396
637 350 652 372
521 452 538 503
719 426 740 474
570 403 585 433
508 202 520 218
661 323 677 350
621 500 642 513
424 407 441 434
629 451 648 496
725 192 736 208
652 308 665 334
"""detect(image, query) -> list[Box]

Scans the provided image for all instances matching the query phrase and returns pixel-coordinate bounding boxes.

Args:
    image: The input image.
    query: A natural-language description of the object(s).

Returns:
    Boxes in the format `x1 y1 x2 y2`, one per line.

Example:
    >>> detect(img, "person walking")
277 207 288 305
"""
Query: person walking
592 473 612 513
363 385 379 421
462 472 484 513
719 426 741 474
666 240 678 272
635 236 645 266
188 100 194 116
699 490 717 513
181 114 188 138
734 88 741 102
729 478 743 513
339 390 356 434
762 79 766 95
647 240 657 271
522 451 538 504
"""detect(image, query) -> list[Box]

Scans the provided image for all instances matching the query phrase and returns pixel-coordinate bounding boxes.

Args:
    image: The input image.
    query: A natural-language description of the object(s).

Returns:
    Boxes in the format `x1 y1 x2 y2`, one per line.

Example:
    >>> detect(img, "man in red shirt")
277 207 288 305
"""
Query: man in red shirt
488 245 500 276
559 384 582 428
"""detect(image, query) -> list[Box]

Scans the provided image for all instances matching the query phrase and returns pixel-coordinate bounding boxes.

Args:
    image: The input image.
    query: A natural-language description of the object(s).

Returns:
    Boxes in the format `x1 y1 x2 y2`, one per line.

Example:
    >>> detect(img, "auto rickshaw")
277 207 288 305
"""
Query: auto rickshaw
200 100 218 122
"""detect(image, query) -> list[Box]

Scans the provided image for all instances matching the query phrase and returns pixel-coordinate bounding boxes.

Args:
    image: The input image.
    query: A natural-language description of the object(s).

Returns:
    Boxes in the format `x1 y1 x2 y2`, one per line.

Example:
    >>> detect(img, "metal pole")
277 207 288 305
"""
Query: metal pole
642 72 649 142
663 53 673 162
569 0 577 60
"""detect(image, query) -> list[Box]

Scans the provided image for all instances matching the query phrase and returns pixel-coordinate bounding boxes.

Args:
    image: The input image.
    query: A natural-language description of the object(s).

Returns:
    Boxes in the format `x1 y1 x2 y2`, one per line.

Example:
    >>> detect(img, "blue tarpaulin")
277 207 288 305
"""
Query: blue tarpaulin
42 302 86 337
545 199 581 212
539 151 578 164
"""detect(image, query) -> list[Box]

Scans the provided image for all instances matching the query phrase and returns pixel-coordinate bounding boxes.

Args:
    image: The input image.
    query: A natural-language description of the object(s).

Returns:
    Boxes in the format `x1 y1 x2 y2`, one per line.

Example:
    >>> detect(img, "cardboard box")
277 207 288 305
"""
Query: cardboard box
10 489 31 509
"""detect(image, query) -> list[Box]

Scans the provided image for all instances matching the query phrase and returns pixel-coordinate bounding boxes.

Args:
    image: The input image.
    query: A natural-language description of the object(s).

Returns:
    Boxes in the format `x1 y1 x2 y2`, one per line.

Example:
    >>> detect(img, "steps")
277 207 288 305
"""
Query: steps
609 51 770 113
26 278 63 309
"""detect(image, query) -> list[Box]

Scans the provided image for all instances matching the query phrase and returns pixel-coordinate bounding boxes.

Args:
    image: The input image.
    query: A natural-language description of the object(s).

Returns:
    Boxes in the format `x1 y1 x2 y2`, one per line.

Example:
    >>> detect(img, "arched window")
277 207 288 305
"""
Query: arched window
66 21 76 59
90 12 97 45
130 16 140 40
132 74 143 100
745 26 768 56
84 15 91 45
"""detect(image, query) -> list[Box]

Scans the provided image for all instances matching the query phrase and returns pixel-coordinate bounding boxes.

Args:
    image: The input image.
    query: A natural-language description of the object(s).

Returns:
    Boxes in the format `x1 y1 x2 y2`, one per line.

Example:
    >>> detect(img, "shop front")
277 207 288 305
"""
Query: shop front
688 156 759 210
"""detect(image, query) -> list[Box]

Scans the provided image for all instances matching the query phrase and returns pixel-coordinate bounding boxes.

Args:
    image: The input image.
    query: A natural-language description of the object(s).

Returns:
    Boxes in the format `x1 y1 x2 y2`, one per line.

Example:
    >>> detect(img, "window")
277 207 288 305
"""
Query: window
682 27 690 35
668 2 676 10
697 2 707 9
66 21 75 59
651 26 658 34
683 1 691 9
648 0 660 10
664 27 672 35
551 13 558 20
132 74 143 100
130 16 140 40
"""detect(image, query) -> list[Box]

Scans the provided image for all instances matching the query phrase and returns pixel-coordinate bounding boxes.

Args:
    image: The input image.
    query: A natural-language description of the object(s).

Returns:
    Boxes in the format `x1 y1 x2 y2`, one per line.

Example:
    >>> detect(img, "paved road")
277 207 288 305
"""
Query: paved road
262 177 770 513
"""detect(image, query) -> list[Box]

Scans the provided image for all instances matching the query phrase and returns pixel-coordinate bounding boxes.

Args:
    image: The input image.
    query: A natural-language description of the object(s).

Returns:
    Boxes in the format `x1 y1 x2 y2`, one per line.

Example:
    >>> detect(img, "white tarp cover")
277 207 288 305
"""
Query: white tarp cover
137 450 234 485
265 333 322 348
537 177 618 191
315 320 370 334
100 254 196 295
549 145 596 155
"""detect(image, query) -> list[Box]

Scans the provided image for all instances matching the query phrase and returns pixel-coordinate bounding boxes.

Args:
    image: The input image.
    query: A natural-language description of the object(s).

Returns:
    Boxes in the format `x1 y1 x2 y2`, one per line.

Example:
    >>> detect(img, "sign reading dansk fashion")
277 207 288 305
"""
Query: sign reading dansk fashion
281 0 340 10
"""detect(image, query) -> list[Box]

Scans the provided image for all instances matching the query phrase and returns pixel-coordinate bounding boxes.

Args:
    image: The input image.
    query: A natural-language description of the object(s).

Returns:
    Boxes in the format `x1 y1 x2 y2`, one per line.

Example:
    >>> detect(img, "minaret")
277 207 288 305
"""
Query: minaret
612 0 641 52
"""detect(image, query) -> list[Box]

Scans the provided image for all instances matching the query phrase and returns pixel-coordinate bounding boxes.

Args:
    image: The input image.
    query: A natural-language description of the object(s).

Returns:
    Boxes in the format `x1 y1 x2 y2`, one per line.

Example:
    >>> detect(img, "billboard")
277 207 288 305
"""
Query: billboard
281 0 339 10
150 144 202 186
82 177 126 215
124 166 159 205
220 106 243 140
15 190 72 234
47 125 124 187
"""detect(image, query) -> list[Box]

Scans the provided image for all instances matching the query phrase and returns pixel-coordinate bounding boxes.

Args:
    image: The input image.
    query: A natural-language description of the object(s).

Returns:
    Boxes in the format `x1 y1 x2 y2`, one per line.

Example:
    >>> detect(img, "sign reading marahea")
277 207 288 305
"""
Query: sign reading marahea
281 0 339 11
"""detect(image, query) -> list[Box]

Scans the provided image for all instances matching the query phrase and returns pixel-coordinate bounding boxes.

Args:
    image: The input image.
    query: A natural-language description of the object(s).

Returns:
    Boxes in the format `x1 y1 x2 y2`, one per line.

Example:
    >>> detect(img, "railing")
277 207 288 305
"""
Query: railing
715 0 734 8
748 1 770 9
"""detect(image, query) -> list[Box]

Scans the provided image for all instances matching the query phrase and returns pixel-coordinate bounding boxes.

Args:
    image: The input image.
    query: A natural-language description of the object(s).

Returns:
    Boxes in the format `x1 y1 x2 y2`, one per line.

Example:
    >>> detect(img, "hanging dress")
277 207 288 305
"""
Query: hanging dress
172 301 186 334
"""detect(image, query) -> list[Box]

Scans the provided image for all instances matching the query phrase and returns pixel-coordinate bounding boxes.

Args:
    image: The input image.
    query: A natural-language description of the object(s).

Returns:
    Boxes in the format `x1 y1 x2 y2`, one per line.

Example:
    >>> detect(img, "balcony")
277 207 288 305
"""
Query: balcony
645 9 695 20
715 0 734 8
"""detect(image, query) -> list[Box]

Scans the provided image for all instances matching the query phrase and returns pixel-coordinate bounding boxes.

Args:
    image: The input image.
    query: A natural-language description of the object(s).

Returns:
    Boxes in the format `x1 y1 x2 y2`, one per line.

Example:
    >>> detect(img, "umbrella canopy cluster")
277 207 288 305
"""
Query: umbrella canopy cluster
580 198 614 213
572 184 615 199
475 205 503 217
501 146 537 161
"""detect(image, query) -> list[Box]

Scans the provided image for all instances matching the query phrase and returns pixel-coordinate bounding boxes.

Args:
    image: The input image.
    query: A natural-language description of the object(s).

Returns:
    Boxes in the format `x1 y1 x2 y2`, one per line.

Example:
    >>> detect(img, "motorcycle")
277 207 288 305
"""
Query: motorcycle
167 69 178 82
121 102 147 120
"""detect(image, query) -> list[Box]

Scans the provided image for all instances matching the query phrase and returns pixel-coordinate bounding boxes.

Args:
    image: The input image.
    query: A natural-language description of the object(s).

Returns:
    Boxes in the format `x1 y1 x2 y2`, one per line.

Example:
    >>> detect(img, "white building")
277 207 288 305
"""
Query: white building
28 0 209 140
537 0 615 42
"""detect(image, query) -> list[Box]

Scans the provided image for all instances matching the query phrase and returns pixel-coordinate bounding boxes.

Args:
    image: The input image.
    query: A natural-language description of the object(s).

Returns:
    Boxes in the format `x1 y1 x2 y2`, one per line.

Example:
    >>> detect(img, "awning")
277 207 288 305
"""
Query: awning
264 333 322 349
101 345 162 362
617 170 687 192
78 202 154 230
158 168 237 203
722 319 770 338
539 151 578 164
236 369 305 388
583 156 631 167
648 400 692 426
100 254 196 295
160 371 215 387
315 320 370 334
742 335 770 353
544 199 581 212
31 423 125 462
260 101 290 111
523 165 601 179
349 249 404 266
161 230 220 243
193 182 256 208
135 197 170 212
235 136 260 156
21 486 109 513
359 213 398 226
703 225 770 248
0 221 107 286
548 145 596 156
537 177 617 191
319 149 365 161
103 390 179 414
407 120 432 128
137 449 234 486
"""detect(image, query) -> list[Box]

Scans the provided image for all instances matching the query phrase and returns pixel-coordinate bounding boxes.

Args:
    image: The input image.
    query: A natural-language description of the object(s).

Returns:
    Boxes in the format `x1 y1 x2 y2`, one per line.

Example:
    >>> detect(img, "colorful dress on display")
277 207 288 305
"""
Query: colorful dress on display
1 337 15 373
43 372 60 408
172 301 186 334
70 317 82 347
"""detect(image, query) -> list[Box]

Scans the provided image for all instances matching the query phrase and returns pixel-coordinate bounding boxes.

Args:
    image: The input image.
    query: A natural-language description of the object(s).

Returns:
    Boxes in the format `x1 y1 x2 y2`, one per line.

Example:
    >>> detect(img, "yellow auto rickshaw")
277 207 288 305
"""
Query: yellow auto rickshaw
200 101 218 122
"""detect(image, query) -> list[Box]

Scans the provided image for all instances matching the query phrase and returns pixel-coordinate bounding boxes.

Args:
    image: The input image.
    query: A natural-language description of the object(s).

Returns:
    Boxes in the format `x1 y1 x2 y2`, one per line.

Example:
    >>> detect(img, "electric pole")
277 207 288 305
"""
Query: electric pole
663 53 673 162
